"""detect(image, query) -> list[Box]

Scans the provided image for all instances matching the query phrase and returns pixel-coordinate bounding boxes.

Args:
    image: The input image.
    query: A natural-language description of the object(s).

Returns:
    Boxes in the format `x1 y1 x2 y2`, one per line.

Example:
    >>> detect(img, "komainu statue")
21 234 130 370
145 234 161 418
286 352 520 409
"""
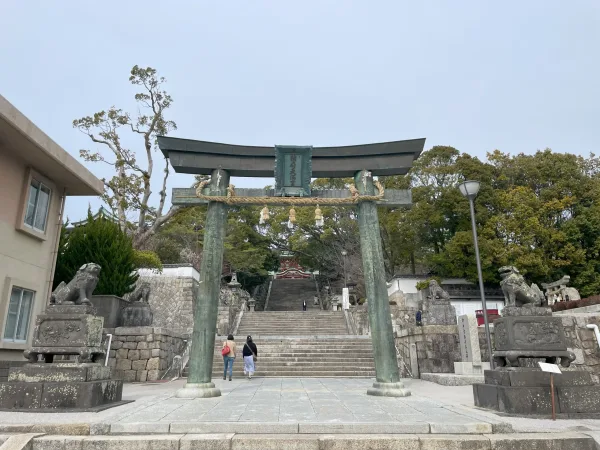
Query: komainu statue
427 279 450 303
129 281 151 303
499 266 544 307
50 263 101 305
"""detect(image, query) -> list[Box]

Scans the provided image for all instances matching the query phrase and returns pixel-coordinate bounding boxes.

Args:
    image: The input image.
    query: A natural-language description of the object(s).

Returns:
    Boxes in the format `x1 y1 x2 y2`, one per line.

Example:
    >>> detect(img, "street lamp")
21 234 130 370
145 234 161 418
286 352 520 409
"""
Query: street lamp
458 180 494 369
341 250 348 288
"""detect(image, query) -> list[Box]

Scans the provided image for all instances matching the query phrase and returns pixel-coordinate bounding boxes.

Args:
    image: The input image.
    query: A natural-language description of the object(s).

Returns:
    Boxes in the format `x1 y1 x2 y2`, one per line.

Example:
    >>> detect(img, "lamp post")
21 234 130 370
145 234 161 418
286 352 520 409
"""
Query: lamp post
458 180 494 369
341 250 348 288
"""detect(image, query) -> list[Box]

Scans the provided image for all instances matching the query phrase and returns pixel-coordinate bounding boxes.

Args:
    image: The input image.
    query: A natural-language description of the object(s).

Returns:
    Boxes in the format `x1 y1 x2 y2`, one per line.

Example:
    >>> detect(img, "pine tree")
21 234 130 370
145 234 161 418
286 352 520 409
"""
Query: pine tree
53 209 139 297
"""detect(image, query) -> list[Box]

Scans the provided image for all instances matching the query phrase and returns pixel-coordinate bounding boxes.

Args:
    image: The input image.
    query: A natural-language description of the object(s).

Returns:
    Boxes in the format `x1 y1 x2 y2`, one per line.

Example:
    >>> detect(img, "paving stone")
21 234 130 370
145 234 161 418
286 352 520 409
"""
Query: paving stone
179 434 234 450
33 435 85 450
30 423 90 435
486 433 595 450
110 422 170 434
81 435 181 450
299 423 429 434
429 423 493 434
418 434 492 450
2 433 44 450
231 434 318 450
169 422 298 434
319 434 420 450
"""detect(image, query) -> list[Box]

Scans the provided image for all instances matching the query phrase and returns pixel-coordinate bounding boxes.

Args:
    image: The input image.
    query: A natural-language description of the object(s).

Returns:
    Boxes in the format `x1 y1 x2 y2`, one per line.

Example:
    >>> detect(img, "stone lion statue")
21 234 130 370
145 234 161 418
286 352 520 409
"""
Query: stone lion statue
499 266 544 307
428 280 450 303
50 263 101 305
129 281 151 303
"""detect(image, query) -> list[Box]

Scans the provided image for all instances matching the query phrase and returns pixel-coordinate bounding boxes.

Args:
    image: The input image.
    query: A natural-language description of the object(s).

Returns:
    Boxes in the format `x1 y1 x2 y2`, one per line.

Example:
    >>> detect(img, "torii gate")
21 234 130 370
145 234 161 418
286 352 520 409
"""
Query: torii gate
158 137 425 398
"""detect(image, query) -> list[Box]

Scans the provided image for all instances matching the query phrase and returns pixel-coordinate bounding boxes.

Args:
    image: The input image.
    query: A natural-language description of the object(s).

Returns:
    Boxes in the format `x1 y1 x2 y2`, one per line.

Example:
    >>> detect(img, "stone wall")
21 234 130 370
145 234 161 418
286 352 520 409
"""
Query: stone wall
134 265 198 334
558 313 600 383
396 325 461 376
104 327 186 382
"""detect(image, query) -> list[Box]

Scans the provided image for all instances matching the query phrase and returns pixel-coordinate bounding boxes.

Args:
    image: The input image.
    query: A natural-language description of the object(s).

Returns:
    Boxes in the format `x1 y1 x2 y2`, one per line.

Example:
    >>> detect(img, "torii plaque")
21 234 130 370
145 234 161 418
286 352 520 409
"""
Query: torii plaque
159 136 425 398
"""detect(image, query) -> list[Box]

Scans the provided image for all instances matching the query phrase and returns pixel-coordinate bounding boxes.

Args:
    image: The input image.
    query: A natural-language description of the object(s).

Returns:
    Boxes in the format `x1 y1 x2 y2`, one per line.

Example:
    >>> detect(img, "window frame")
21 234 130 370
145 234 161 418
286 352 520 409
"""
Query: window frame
3 286 35 343
16 168 55 241
0 277 39 349
24 179 51 233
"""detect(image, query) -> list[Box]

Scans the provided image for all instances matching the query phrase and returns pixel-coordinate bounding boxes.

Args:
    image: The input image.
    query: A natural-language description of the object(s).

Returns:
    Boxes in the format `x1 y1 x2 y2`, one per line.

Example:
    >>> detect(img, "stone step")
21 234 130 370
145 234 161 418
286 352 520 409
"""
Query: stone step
208 371 377 377
47 431 596 449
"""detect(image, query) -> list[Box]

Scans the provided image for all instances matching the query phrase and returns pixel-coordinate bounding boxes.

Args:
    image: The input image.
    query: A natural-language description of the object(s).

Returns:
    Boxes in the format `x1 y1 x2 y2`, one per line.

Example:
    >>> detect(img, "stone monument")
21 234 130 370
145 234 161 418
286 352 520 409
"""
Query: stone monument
0 264 124 411
473 266 600 416
421 280 457 326
122 281 153 327
455 315 490 375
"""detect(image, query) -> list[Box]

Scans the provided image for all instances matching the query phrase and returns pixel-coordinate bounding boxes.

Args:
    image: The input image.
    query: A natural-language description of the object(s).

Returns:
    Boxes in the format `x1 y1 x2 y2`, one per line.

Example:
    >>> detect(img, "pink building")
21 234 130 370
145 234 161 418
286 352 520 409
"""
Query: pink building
0 95 102 360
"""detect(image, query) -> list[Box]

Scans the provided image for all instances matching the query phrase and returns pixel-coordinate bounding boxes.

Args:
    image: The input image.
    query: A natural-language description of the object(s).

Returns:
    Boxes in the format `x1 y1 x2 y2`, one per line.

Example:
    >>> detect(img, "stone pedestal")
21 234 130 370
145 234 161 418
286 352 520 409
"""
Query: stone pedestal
473 369 600 416
0 304 124 411
248 299 256 312
121 302 153 327
472 306 599 416
493 309 576 368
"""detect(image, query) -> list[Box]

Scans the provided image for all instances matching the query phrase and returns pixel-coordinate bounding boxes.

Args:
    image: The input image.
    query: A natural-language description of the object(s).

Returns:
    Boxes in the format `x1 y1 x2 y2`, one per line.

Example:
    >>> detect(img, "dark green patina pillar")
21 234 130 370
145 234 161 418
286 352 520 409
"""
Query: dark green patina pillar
176 169 229 398
355 170 410 397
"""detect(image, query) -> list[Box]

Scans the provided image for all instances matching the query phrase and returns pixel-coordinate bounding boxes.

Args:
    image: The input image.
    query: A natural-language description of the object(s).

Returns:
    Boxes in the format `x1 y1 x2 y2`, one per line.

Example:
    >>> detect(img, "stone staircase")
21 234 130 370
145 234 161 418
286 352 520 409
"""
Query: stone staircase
267 278 319 311
210 335 375 377
237 311 347 336
182 279 377 378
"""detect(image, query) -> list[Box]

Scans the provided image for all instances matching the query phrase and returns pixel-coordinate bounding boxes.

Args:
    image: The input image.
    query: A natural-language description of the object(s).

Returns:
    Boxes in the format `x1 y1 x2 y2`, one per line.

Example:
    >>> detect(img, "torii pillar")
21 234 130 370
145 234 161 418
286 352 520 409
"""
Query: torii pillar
176 169 229 398
355 170 409 396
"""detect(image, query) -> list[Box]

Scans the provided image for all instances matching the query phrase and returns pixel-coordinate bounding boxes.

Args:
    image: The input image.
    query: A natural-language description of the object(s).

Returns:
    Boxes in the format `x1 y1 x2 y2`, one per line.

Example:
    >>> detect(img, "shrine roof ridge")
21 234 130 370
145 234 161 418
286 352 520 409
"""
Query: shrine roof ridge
158 136 425 177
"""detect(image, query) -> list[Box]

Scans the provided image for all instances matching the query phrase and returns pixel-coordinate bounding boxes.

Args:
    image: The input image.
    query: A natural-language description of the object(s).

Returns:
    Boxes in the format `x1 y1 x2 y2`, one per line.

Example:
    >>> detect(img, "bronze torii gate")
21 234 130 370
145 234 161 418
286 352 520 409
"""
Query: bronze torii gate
158 137 425 398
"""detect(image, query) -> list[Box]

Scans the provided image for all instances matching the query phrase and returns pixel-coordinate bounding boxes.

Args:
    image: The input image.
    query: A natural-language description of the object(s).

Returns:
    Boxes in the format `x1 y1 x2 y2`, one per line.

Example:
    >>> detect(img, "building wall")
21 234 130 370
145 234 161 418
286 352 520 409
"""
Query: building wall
0 148 63 360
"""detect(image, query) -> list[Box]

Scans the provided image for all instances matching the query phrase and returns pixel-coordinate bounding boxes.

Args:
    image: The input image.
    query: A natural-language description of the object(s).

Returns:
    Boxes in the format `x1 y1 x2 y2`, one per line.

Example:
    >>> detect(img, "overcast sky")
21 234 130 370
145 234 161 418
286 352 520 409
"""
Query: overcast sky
1 1 599 222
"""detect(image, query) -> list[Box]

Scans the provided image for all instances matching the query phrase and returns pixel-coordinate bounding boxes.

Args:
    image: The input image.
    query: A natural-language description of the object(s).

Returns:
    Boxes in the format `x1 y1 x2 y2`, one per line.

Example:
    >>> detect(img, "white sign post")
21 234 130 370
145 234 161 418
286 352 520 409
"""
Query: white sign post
342 288 350 310
538 362 562 420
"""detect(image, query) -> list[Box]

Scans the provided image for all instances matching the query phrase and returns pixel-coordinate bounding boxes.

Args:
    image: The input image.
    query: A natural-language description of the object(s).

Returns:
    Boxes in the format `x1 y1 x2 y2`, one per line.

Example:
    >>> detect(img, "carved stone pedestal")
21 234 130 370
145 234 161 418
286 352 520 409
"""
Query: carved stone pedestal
492 308 576 368
121 302 153 327
0 304 124 411
472 306 599 417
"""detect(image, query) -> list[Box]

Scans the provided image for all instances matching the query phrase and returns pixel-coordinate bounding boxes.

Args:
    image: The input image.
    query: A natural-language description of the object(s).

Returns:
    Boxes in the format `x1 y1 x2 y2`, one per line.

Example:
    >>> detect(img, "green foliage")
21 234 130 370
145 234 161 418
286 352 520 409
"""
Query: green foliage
415 277 442 291
383 146 600 296
53 210 139 297
133 250 163 271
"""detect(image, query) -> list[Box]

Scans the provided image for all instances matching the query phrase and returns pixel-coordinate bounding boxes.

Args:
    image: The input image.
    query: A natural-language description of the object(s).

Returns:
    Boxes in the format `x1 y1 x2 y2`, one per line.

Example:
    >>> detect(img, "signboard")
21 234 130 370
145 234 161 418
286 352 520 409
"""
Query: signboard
275 146 312 197
538 362 562 374
342 288 350 310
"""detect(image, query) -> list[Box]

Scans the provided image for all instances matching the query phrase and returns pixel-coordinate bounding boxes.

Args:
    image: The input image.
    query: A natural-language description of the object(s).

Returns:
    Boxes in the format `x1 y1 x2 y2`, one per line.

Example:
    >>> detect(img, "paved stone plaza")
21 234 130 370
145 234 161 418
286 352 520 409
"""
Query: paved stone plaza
0 378 599 449
1 378 600 434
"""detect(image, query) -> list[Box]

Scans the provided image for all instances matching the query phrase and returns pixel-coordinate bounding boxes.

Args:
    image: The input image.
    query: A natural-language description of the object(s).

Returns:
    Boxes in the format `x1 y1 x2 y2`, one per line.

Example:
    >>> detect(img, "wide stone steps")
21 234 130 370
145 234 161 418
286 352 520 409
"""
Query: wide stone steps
182 335 376 378
267 279 320 311
237 310 350 336
26 432 598 449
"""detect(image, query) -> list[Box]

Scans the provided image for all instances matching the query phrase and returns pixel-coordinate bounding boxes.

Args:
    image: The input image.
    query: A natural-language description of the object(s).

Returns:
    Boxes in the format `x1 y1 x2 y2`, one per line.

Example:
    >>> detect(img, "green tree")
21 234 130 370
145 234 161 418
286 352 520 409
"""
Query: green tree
54 210 139 297
73 65 178 248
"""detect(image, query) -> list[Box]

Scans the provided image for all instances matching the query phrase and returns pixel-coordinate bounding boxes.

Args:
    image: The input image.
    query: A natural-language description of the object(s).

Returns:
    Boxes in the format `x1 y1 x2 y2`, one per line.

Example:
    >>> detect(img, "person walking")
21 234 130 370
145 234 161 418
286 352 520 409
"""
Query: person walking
222 334 236 381
243 335 258 379
302 299 307 311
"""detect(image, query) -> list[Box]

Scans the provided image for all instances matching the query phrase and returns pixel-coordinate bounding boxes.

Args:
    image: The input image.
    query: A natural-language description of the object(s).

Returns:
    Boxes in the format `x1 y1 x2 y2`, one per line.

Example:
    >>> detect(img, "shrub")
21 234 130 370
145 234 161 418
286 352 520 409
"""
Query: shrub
133 250 163 272
550 295 600 312
53 210 138 297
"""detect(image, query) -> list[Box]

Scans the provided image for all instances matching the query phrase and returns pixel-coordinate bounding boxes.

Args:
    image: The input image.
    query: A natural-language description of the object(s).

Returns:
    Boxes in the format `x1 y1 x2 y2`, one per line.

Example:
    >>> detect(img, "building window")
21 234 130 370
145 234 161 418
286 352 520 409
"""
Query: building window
24 179 51 232
3 287 34 342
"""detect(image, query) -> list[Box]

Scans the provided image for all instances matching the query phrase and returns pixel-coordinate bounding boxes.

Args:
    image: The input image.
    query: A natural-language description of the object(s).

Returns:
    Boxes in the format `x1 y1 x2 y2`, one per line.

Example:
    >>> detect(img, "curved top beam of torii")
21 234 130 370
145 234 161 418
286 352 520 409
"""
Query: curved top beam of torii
157 136 425 178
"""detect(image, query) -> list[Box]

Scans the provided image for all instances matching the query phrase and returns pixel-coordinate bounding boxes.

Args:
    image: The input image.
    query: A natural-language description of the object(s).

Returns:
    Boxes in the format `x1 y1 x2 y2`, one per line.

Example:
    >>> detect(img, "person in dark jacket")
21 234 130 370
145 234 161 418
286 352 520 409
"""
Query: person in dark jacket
243 335 258 379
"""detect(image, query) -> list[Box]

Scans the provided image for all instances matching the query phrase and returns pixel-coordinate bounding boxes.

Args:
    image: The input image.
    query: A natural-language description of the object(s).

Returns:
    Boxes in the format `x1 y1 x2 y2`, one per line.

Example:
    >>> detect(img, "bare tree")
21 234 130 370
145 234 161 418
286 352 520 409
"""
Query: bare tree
73 65 178 248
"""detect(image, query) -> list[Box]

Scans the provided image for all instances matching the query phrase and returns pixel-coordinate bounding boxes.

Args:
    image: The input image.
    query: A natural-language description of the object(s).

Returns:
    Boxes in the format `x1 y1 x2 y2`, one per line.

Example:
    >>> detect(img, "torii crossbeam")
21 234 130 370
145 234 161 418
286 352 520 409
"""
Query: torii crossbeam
159 136 425 399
